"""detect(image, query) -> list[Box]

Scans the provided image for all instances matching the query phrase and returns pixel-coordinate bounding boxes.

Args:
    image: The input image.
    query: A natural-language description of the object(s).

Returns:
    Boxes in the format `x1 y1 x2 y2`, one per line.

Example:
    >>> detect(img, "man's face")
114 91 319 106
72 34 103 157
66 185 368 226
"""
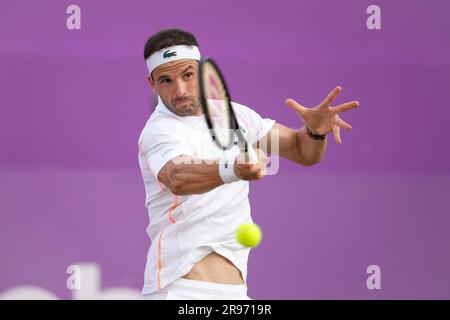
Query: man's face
148 59 202 117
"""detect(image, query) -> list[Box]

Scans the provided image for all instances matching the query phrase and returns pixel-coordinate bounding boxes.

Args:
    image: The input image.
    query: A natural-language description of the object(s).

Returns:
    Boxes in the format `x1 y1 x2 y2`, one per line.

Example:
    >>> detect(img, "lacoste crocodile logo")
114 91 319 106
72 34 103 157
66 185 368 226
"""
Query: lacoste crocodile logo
163 50 177 58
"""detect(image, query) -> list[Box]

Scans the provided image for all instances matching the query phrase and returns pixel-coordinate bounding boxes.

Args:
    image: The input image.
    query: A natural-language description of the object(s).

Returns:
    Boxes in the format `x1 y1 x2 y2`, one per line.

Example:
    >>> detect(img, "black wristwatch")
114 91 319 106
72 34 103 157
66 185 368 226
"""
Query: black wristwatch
306 126 327 141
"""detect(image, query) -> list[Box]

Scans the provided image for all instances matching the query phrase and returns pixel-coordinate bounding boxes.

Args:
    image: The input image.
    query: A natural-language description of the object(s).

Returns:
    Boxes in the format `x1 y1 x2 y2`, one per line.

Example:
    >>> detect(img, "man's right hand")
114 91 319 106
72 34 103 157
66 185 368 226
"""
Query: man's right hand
234 149 268 181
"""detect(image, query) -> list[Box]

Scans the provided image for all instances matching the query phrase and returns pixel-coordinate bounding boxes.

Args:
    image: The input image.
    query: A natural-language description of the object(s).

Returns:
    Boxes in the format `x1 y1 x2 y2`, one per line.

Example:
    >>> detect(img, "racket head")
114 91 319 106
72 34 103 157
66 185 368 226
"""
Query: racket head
198 58 235 150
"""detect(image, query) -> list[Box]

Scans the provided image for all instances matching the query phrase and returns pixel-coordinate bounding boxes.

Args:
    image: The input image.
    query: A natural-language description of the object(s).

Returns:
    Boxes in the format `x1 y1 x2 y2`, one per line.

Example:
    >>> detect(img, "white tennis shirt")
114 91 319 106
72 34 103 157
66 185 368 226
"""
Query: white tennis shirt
138 97 275 295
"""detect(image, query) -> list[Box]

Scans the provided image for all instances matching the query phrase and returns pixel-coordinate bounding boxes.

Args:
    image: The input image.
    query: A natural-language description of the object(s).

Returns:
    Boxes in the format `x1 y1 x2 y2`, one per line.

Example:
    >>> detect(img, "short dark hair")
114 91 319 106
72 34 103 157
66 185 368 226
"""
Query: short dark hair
143 28 199 60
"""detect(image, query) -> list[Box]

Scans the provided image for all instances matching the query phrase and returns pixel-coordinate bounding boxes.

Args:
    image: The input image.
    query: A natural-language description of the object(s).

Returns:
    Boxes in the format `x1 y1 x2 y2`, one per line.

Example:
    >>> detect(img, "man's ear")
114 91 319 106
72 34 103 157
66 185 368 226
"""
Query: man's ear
147 74 156 92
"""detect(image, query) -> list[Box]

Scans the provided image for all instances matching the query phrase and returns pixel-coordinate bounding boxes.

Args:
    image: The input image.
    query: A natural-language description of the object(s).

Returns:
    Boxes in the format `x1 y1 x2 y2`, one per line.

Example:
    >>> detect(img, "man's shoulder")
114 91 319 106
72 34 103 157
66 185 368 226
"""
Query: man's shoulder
231 100 263 116
231 100 263 123
230 100 252 111
144 108 184 130
138 112 184 145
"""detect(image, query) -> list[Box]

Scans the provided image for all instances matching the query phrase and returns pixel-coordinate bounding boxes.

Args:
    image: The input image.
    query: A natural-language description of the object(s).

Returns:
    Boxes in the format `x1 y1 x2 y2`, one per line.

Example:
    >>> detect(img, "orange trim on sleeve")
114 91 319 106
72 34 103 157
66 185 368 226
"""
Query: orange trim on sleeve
157 228 164 290
139 142 165 191
156 194 179 290
168 195 178 224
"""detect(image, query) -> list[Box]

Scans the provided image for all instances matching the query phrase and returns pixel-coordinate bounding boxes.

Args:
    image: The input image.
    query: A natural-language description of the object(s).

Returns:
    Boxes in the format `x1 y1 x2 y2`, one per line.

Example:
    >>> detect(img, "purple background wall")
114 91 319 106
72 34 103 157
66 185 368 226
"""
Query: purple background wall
1 0 449 299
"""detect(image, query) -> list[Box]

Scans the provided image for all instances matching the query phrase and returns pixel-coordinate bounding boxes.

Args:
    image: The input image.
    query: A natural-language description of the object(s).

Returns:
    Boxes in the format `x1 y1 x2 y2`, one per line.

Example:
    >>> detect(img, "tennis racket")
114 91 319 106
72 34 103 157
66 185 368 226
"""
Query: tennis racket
198 57 258 164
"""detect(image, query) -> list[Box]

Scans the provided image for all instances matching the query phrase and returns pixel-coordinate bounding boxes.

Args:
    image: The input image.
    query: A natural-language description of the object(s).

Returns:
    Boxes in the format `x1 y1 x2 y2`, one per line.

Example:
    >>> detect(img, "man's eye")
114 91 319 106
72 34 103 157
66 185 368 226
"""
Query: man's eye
184 73 193 78
161 79 170 84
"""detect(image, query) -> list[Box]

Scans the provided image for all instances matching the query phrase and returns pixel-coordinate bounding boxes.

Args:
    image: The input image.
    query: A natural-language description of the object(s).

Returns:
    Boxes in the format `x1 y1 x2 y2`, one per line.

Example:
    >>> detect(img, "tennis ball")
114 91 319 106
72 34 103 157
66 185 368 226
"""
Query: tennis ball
236 223 262 248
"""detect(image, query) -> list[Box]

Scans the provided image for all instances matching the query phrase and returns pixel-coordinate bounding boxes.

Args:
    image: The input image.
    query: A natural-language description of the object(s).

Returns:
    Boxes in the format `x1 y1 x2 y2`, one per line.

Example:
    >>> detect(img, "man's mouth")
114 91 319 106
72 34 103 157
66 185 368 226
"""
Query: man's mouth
174 99 191 106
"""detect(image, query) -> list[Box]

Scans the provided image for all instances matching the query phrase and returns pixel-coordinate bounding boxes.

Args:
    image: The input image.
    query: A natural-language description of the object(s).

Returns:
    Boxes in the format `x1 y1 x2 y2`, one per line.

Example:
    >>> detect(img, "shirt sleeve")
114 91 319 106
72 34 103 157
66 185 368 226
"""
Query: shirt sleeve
231 101 276 145
139 119 193 179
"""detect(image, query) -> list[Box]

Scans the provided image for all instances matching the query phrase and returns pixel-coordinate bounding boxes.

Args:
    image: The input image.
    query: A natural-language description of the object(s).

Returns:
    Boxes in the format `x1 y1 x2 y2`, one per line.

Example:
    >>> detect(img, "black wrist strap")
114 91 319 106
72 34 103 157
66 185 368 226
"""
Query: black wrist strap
306 126 327 140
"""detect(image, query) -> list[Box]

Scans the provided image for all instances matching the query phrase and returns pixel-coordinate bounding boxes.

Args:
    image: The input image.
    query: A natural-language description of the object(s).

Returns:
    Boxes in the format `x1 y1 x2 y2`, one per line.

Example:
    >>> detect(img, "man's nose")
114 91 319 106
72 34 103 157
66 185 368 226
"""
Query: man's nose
174 79 187 96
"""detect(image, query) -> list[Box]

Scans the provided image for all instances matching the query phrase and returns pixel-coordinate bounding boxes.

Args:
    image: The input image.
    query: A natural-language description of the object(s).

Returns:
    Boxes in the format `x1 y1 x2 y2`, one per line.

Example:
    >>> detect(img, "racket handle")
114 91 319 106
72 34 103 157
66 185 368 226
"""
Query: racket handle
246 145 258 164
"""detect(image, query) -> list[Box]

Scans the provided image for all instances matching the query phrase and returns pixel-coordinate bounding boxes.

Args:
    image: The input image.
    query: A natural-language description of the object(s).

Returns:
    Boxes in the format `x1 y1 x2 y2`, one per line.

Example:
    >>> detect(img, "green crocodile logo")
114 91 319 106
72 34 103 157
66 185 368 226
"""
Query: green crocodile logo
163 50 177 58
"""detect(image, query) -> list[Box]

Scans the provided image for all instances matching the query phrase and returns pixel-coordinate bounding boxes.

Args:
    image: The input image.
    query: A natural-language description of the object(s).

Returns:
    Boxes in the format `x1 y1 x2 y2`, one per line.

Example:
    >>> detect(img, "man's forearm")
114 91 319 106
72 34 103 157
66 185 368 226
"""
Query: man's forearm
295 126 327 165
167 160 224 195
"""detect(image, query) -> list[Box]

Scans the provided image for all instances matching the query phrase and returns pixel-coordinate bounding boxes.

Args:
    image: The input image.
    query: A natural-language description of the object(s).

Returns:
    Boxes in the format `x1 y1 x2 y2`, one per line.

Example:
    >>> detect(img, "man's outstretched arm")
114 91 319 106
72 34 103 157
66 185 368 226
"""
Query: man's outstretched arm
257 86 359 166
259 122 327 166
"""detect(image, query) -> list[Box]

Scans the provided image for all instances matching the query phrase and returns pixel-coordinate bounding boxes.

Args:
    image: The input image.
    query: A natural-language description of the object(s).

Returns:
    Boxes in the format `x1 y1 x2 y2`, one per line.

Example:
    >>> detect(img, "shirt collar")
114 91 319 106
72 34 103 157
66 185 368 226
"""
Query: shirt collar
155 95 205 126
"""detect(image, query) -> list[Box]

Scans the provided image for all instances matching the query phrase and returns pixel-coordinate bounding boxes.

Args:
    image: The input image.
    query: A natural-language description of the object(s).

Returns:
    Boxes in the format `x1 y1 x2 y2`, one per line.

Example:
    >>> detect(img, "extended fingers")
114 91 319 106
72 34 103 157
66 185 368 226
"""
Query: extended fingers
320 86 342 108
336 116 352 131
333 125 342 144
332 101 359 114
285 98 307 116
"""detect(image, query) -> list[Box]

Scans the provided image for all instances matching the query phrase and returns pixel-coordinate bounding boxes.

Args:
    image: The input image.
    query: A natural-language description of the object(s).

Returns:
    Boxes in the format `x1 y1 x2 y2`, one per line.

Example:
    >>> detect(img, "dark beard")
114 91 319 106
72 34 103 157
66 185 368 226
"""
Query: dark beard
167 97 200 116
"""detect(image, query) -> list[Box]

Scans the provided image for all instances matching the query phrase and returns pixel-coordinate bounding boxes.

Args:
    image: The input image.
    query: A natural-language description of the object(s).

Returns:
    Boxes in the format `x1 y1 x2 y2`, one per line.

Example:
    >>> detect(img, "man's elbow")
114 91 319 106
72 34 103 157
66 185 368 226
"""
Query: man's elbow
167 165 199 195
299 156 323 166
167 183 185 195
166 166 186 195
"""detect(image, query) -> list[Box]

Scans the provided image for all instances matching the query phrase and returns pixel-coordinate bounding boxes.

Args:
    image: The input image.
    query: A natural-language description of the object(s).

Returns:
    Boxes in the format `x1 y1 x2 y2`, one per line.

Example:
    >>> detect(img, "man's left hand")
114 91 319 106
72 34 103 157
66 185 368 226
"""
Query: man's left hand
285 86 359 144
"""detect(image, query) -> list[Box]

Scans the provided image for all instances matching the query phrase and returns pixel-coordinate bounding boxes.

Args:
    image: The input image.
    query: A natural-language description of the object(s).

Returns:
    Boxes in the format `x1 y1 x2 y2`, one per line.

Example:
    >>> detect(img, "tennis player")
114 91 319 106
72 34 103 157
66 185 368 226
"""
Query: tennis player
138 29 359 300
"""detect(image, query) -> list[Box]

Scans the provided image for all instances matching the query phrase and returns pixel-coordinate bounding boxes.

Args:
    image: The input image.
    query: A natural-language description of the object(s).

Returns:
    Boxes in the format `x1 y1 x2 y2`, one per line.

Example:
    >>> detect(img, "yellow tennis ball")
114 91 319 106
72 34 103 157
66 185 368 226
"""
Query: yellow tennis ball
236 223 262 248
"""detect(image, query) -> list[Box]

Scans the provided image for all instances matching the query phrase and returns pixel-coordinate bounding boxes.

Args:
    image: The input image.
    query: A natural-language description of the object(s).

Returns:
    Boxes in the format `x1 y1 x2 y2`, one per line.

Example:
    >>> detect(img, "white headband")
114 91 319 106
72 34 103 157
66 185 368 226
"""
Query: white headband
146 45 201 74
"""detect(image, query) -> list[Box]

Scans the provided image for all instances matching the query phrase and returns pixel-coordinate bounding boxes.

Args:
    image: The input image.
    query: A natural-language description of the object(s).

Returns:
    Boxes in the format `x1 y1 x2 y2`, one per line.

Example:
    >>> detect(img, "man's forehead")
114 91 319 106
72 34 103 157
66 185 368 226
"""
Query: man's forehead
153 59 198 76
